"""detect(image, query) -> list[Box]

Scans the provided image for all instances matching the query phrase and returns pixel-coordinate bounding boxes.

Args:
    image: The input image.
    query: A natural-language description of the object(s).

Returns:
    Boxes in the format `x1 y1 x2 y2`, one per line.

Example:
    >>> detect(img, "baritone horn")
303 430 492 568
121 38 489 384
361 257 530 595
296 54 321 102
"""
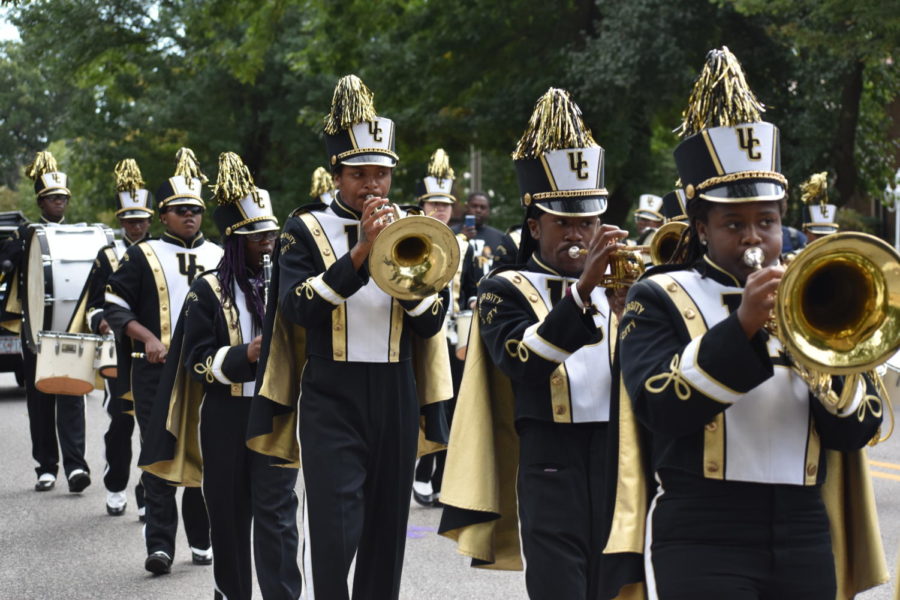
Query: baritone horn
367 197 460 300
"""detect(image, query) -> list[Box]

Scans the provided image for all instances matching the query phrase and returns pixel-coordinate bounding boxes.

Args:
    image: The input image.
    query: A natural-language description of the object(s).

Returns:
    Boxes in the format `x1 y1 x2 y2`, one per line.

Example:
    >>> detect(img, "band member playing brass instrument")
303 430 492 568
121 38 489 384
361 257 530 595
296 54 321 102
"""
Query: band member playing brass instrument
440 88 628 600
606 47 887 600
140 152 301 599
246 75 451 600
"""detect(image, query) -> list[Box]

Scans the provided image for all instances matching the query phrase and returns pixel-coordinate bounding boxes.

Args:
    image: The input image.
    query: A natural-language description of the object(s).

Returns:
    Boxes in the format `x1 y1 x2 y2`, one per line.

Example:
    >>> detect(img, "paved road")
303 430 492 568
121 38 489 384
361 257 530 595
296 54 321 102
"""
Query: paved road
0 371 896 599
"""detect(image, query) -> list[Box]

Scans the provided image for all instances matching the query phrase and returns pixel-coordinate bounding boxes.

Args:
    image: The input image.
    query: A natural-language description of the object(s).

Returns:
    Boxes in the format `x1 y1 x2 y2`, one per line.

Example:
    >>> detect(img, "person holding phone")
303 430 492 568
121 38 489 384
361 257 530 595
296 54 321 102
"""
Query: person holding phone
453 192 518 274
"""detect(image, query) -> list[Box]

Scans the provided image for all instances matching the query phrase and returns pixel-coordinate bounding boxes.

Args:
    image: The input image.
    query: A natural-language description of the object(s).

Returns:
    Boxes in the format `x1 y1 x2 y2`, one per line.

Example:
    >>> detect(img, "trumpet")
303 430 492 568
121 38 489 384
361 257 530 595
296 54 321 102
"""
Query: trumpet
567 244 648 288
367 194 399 227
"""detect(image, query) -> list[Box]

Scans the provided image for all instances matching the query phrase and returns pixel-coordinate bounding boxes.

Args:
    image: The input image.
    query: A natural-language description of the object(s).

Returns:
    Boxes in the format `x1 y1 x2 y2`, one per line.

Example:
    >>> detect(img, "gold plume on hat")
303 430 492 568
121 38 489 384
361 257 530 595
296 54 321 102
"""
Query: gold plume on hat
174 147 208 184
114 159 145 196
323 75 378 135
801 171 829 207
309 166 334 198
678 47 765 139
212 152 256 206
512 88 597 160
25 151 59 181
427 149 455 183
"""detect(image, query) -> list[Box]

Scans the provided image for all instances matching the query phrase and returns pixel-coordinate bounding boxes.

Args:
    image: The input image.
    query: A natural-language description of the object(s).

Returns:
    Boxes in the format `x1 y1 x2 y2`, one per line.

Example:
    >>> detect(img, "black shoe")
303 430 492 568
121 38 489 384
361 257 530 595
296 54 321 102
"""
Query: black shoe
67 469 91 493
145 551 172 575
34 473 56 492
412 489 434 507
191 548 213 565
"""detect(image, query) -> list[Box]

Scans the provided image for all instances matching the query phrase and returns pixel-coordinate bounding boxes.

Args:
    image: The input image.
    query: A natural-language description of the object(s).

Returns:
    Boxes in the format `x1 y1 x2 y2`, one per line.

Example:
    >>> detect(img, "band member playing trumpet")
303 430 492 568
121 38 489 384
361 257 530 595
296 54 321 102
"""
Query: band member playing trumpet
440 88 627 600
0 151 91 493
104 148 220 574
68 158 152 516
611 47 885 600
412 148 479 507
246 75 451 600
140 152 301 600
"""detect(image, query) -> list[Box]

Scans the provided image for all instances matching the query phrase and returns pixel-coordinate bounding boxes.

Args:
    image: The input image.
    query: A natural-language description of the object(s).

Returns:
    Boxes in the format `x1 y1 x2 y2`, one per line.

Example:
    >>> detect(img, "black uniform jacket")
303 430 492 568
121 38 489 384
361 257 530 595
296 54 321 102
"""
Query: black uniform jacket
104 232 223 403
139 271 256 487
246 199 453 465
438 256 616 571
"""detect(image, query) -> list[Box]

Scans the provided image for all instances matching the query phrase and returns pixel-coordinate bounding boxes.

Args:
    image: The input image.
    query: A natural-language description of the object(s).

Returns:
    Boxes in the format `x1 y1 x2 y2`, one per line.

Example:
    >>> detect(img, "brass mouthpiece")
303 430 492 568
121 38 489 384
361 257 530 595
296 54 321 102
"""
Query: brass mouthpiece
568 246 588 259
743 247 765 270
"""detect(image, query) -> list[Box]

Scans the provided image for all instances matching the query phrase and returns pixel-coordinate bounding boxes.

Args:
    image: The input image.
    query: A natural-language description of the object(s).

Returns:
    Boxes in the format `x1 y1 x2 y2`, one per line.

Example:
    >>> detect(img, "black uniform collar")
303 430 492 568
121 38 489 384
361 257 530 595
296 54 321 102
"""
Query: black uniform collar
527 254 566 278
162 231 205 249
124 234 148 248
39 215 64 224
696 255 742 287
331 193 361 220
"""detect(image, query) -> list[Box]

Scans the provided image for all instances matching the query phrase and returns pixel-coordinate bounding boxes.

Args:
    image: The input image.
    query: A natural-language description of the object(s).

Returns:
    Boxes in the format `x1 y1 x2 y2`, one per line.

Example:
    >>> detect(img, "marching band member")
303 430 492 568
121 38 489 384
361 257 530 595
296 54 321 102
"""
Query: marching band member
140 152 301 599
610 47 886 600
454 192 518 275
412 148 479 507
246 75 452 600
310 165 336 205
104 148 220 574
439 88 627 600
633 193 664 244
801 171 840 243
0 151 91 493
68 159 152 517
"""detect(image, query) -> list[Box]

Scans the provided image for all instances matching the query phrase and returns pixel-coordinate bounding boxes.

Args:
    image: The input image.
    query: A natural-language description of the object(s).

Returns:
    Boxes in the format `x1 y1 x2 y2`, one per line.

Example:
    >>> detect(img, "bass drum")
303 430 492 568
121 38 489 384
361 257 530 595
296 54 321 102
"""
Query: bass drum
23 224 114 353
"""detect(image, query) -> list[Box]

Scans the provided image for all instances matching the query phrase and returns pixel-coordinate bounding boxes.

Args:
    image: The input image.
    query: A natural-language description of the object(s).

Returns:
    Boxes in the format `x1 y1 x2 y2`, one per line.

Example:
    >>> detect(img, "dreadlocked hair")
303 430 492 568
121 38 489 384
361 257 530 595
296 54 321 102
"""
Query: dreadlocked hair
216 235 266 333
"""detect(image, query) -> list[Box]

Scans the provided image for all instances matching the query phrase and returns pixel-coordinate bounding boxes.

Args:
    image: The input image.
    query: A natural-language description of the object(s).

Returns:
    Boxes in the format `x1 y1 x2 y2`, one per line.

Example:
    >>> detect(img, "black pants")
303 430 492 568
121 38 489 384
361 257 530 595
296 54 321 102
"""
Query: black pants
647 470 836 600
101 381 143 508
201 395 301 600
135 377 209 557
22 341 88 478
413 343 462 495
299 357 419 600
516 419 608 600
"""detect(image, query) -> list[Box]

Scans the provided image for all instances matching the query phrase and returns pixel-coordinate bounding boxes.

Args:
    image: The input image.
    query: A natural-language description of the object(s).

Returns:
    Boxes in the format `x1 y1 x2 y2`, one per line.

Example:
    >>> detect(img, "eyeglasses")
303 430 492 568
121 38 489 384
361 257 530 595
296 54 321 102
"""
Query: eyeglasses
246 231 279 242
172 206 204 216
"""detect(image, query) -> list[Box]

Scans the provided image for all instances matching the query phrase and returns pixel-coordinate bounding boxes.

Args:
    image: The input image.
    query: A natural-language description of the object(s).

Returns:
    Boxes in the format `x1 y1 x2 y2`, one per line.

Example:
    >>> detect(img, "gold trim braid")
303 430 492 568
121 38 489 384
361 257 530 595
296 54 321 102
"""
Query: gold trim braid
142 245 172 348
298 213 347 361
697 171 787 192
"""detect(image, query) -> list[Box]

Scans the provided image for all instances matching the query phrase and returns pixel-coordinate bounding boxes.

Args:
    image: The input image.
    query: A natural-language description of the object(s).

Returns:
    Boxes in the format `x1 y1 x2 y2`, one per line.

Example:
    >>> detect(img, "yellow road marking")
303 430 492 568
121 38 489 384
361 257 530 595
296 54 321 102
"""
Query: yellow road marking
869 460 900 472
871 470 900 482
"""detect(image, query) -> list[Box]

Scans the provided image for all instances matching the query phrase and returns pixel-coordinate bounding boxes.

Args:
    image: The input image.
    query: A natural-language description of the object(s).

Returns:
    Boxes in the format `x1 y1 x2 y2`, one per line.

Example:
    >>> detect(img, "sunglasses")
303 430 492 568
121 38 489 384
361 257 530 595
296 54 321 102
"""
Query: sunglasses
172 206 204 216
246 231 279 242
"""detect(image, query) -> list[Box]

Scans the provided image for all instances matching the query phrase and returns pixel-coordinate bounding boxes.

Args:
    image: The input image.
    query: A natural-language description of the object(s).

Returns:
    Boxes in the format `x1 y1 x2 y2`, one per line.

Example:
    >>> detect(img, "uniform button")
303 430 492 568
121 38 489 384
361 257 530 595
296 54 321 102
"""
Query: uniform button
158 286 165 292
512 275 522 284
334 324 342 331
554 405 567 415
550 375 562 385
529 294 539 303
806 463 817 477
161 306 167 312
313 228 321 236
705 421 717 432
667 283 678 293
335 350 344 357
390 350 397 357
706 461 719 473
683 309 696 319
323 248 332 256
153 268 160 273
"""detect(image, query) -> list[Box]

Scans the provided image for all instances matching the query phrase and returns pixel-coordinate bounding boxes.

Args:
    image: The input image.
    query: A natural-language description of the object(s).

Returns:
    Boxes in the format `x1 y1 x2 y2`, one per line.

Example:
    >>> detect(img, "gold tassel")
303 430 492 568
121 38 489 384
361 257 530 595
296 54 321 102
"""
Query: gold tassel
114 159 145 195
323 74 377 135
512 88 597 160
309 167 334 198
212 152 256 206
678 46 765 138
25 151 59 181
427 149 455 183
801 171 829 206
174 147 208 184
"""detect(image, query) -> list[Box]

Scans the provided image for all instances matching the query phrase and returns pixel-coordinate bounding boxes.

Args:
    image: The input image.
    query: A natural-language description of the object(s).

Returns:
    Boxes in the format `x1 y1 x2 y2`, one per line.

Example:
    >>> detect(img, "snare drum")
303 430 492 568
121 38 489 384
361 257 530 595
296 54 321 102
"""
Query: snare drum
23 224 114 353
454 310 473 360
35 332 101 395
94 335 117 379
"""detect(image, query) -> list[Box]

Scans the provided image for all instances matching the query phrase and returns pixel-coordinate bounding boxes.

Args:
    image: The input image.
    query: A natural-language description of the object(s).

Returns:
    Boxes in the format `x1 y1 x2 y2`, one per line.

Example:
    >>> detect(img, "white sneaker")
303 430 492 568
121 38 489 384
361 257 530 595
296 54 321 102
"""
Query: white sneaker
106 491 127 516
137 505 146 523
35 473 56 492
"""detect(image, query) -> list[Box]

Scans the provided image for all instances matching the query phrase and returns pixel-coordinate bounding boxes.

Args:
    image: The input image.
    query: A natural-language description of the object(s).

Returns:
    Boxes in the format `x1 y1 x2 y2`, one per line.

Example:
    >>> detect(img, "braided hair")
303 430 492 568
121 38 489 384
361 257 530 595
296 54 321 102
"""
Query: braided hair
216 235 266 333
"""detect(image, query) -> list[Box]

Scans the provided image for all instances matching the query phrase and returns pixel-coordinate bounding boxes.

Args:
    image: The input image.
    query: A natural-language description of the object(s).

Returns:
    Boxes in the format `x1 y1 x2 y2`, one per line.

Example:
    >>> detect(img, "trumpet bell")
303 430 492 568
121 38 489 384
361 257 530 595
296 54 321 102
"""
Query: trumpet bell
369 214 461 300
777 232 900 374
648 221 689 265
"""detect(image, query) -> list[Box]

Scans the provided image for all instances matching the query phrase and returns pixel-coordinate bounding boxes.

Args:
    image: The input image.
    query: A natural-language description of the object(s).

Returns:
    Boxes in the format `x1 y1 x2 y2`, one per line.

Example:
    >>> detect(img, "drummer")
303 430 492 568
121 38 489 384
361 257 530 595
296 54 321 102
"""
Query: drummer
412 149 479 507
68 159 153 518
0 151 91 493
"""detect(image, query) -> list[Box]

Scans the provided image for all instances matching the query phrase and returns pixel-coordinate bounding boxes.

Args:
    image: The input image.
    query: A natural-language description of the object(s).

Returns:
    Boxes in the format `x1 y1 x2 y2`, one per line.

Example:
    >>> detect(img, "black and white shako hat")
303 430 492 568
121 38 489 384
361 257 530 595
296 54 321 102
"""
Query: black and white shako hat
801 172 838 235
26 151 70 198
212 152 278 237
635 194 664 222
156 147 207 210
513 88 607 216
674 47 787 204
416 149 456 205
323 75 398 169
114 158 154 219
310 166 336 205
661 188 688 222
